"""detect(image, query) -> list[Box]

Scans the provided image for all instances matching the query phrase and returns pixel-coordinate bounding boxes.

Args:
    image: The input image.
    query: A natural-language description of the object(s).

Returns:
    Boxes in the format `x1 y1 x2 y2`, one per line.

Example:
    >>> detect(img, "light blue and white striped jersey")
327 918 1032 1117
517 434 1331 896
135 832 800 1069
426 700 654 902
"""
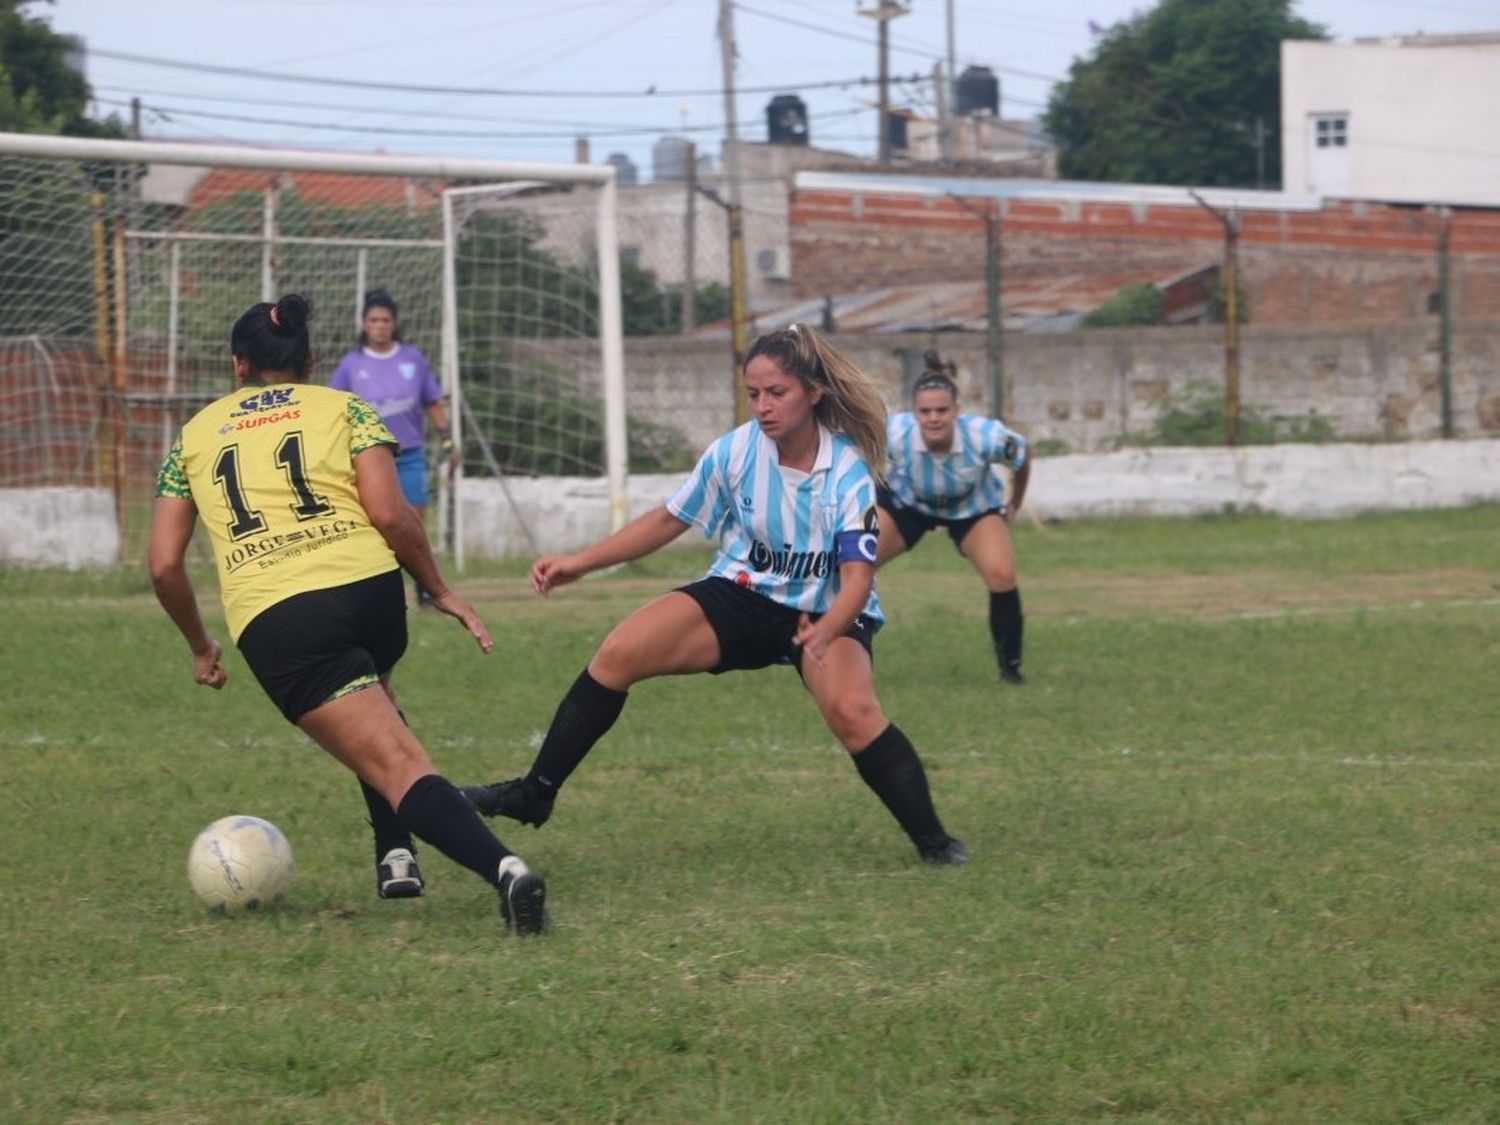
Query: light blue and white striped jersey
884 411 1027 519
667 420 883 624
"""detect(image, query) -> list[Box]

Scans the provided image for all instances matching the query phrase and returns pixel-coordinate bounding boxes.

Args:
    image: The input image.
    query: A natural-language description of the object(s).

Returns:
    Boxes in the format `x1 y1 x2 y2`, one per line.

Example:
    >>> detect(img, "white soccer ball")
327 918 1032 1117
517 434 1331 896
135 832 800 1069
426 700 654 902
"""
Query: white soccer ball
187 815 294 915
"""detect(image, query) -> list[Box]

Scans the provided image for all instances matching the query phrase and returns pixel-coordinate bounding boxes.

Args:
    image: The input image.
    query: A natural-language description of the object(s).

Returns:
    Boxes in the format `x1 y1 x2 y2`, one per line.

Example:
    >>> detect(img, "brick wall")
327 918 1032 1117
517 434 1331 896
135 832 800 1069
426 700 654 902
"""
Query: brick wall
790 189 1500 323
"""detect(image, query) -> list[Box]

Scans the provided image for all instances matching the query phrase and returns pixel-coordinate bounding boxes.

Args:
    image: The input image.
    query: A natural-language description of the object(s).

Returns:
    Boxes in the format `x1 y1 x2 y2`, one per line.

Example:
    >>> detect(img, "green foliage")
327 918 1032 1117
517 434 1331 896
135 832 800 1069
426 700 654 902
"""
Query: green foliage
1044 0 1325 187
458 355 694 477
1081 282 1164 328
4 507 1499 1121
1207 275 1251 324
1123 380 1338 446
0 0 124 136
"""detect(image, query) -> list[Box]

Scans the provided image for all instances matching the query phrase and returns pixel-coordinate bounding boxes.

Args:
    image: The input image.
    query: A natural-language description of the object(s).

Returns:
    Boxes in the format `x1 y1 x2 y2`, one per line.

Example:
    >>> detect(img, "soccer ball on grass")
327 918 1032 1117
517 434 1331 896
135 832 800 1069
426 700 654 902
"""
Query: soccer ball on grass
187 815 294 915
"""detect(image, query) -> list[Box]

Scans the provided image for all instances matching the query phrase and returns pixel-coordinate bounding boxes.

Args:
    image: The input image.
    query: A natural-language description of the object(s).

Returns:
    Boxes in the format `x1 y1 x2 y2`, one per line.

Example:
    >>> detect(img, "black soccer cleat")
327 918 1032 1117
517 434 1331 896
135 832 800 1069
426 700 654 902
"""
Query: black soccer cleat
460 778 555 828
497 856 548 935
377 846 425 899
999 662 1026 686
916 835 972 866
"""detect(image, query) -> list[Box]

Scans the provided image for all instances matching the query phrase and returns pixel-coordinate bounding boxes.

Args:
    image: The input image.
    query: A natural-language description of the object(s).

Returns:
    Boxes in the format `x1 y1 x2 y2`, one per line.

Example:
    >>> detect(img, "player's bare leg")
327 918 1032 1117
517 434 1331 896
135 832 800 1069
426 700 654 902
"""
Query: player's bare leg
802 637 968 866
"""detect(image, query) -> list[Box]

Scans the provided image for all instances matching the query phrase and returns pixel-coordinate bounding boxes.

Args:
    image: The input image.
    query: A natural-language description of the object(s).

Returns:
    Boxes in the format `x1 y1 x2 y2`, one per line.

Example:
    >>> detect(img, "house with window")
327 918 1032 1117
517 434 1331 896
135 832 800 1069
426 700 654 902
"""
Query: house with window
1281 33 1500 207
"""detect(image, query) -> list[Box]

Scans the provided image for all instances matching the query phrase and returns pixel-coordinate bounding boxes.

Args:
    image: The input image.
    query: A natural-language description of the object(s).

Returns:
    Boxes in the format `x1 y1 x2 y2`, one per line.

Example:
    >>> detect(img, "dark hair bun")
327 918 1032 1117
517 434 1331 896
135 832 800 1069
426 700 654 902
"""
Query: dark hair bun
272 293 311 333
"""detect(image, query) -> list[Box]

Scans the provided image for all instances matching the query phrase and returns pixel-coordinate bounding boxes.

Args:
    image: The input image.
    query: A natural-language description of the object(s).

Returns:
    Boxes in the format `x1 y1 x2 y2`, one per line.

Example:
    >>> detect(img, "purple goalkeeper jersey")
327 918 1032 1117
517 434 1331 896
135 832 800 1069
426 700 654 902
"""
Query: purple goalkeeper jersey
327 343 442 452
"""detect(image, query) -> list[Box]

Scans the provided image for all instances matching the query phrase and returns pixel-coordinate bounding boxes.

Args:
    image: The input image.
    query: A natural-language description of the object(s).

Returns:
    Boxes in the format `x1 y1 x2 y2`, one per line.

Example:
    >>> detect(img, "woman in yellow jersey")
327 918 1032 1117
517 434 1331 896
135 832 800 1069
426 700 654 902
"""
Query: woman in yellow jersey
148 294 546 934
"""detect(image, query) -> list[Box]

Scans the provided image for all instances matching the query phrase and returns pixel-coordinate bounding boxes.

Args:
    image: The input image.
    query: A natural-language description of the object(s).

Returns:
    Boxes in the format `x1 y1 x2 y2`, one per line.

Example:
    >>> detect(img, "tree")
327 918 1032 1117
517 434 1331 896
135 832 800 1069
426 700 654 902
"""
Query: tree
1044 0 1325 188
1 0 123 137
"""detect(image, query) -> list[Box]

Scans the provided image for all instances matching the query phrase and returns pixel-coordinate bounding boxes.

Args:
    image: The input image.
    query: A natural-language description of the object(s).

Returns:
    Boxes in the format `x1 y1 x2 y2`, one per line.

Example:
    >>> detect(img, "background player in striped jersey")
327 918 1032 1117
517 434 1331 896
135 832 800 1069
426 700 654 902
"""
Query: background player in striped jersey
148 293 547 932
878 350 1032 684
464 324 969 866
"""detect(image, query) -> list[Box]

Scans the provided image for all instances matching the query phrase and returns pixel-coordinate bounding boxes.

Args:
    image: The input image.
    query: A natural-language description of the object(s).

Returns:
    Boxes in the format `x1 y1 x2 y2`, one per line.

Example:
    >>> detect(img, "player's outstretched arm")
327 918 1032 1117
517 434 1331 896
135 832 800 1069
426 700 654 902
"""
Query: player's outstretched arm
354 445 492 653
147 496 227 689
532 506 690 596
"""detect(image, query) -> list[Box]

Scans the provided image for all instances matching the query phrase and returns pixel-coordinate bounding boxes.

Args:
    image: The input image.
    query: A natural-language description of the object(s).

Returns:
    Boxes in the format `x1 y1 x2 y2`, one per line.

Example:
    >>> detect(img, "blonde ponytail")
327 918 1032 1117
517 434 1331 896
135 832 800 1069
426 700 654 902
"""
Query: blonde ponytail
745 323 889 482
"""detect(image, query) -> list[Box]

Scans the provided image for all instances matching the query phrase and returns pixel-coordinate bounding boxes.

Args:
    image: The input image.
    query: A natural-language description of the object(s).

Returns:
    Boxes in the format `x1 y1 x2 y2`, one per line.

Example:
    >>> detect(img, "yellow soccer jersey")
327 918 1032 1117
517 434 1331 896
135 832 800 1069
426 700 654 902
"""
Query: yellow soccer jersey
156 383 400 640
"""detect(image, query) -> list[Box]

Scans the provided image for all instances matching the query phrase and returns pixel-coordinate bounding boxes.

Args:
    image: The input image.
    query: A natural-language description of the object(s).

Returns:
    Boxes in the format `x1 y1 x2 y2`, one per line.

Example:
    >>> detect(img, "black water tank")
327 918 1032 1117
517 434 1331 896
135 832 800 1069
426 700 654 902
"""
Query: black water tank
955 65 1000 116
885 110 908 154
767 94 809 145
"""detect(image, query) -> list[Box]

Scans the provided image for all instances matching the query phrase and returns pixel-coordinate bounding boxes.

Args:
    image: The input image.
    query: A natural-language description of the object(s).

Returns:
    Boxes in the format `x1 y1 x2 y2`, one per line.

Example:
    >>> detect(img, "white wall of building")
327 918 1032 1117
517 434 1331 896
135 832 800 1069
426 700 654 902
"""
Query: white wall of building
1281 39 1500 207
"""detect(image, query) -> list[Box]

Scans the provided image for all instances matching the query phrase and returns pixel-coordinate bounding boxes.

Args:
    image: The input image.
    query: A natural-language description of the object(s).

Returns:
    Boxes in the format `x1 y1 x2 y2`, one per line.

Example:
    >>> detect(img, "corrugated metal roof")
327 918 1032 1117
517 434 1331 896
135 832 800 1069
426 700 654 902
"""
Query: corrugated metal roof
794 171 1325 213
690 262 1217 339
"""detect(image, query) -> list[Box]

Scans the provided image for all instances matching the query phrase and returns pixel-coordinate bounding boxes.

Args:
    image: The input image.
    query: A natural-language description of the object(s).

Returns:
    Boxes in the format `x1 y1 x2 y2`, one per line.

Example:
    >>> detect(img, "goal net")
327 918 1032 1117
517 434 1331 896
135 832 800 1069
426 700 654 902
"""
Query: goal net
0 132 623 567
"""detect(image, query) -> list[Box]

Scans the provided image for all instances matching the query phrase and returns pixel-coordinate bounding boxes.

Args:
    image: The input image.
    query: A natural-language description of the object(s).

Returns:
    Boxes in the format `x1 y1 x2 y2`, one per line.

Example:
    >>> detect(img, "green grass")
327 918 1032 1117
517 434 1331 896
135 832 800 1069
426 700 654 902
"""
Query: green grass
3 507 1498 1123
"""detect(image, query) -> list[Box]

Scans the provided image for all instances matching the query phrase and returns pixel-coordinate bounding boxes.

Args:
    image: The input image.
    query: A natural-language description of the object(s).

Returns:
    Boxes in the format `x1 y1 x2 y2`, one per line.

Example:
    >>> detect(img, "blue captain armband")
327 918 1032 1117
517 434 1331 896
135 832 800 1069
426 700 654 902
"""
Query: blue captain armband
835 528 878 566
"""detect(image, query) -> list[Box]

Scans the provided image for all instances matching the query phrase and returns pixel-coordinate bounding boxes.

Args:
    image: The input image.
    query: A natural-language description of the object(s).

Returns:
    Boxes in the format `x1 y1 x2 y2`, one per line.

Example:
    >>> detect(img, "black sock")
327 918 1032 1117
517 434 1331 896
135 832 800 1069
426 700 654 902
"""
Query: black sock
852 724 948 846
360 779 413 860
396 774 511 887
989 588 1024 670
525 669 628 797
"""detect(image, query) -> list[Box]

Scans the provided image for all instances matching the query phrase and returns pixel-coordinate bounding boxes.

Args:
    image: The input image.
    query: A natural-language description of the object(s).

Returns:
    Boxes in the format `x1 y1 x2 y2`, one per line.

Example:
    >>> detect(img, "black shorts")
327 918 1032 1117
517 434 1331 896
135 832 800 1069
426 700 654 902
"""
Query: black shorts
677 576 875 675
876 484 1001 552
237 569 407 723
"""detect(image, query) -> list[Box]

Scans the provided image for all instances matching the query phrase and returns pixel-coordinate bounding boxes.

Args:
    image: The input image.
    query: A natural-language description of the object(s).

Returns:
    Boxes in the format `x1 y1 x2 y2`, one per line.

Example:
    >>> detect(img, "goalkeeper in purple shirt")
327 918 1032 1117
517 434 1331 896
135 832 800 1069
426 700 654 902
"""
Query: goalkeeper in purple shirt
329 289 456 607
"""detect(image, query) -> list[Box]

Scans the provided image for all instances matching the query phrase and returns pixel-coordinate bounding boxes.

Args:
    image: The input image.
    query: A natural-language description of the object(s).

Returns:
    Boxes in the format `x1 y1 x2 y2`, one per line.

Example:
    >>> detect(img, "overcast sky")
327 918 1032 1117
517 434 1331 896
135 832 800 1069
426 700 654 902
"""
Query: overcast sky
38 0 1500 178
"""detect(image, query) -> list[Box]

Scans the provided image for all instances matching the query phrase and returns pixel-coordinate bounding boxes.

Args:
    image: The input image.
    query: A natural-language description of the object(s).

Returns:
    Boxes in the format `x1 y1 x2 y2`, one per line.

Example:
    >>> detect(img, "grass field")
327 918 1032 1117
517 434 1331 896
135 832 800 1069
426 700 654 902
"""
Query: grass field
3 507 1497 1123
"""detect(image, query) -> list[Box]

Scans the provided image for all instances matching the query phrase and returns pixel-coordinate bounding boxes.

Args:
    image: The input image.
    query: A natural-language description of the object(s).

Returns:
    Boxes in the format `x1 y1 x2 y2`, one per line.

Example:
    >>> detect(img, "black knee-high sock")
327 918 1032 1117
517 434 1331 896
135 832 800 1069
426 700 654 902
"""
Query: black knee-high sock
525 669 628 797
989 588 1024 670
852 724 948 846
396 774 511 887
360 779 412 859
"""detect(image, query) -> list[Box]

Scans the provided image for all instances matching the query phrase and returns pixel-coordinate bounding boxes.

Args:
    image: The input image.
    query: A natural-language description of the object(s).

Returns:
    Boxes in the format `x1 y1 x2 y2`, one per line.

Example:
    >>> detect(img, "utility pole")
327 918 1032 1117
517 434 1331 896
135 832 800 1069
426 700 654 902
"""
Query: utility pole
683 140 697 334
1191 191 1242 446
943 0 957 162
859 1 909 164
949 193 1005 418
935 62 954 164
718 0 750 422
1437 206 1454 438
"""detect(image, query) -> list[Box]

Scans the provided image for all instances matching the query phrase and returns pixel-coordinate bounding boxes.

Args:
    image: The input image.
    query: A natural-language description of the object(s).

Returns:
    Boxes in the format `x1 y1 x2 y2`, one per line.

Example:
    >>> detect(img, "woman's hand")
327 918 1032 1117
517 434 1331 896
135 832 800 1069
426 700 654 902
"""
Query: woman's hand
531 553 587 597
431 591 493 653
793 613 833 666
192 640 228 689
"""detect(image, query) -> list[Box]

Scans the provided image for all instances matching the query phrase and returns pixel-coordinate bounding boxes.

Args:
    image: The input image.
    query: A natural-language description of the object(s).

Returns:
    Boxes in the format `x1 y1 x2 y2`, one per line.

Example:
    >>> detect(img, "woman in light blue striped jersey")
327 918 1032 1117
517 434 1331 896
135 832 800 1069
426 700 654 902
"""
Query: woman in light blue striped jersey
463 323 969 868
877 349 1031 684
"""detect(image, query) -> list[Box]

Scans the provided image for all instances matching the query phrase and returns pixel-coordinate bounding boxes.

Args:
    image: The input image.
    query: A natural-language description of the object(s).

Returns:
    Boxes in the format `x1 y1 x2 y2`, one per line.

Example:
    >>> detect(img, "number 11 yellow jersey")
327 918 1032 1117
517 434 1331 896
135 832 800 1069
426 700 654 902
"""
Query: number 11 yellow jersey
156 382 400 640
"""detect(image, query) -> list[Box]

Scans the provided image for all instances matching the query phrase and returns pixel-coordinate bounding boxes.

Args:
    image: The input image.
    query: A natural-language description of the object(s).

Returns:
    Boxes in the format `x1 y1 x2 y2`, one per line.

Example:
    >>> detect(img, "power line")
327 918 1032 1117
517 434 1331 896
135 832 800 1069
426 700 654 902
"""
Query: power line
106 96 866 141
733 2 1064 84
88 47 929 99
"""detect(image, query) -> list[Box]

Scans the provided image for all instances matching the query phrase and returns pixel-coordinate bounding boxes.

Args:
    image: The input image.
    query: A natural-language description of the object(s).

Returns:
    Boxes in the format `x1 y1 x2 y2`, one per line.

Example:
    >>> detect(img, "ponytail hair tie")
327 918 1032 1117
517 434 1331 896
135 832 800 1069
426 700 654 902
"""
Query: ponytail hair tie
268 304 281 328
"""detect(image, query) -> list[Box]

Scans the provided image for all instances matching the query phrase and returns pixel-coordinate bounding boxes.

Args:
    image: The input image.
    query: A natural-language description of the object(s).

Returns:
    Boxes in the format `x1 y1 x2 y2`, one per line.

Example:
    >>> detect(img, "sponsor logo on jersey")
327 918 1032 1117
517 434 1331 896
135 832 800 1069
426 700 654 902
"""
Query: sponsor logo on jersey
230 387 297 418
399 362 417 380
747 539 833 580
219 409 301 435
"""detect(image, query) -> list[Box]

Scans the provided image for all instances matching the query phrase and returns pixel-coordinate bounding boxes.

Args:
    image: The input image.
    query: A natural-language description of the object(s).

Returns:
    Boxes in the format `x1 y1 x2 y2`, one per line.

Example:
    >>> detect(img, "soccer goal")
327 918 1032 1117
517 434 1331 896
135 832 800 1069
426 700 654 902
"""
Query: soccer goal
0 131 624 568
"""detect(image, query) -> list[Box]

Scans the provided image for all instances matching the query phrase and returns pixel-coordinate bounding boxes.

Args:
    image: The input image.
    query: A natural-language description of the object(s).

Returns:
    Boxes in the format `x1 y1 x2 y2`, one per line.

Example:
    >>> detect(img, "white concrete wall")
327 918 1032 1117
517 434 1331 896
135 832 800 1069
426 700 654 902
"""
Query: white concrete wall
1281 41 1500 207
10 443 1498 567
458 438 1500 559
0 487 121 568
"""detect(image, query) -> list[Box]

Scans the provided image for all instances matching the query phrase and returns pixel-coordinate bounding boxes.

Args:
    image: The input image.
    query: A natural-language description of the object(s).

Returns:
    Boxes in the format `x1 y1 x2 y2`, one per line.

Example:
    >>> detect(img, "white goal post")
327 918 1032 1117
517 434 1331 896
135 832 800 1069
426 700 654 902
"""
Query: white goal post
0 130 626 568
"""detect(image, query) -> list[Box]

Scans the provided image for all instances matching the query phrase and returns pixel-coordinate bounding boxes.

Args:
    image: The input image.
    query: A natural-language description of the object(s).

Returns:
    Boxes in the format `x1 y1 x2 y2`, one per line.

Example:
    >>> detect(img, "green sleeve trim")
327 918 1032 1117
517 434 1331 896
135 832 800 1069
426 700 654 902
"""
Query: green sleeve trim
155 434 191 499
347 394 399 456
